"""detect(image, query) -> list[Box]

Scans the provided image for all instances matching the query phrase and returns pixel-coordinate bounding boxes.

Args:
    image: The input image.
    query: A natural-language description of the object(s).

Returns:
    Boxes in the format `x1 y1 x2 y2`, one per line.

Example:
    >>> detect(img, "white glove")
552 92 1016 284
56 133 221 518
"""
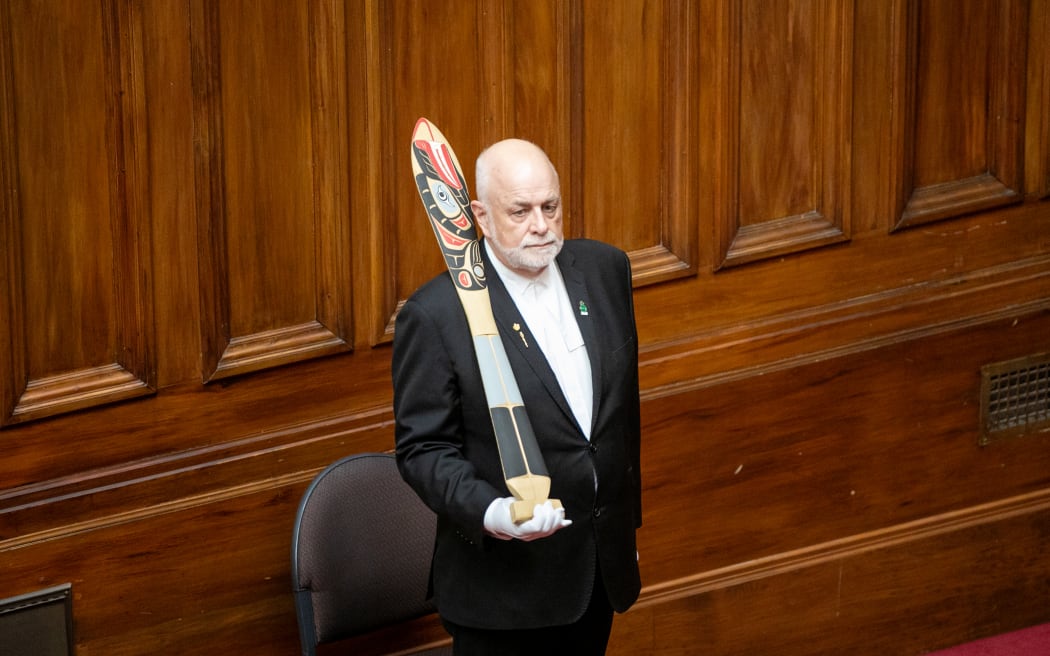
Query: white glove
483 497 572 541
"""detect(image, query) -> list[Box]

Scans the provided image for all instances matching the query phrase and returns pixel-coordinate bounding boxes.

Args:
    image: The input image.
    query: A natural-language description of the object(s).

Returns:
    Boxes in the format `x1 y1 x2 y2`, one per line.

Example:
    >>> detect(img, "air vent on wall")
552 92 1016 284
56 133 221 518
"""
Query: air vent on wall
979 353 1050 445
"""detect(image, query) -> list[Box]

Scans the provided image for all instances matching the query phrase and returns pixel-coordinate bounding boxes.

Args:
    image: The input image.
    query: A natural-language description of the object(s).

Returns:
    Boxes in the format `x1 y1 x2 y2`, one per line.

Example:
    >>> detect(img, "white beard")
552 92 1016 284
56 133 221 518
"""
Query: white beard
488 233 564 274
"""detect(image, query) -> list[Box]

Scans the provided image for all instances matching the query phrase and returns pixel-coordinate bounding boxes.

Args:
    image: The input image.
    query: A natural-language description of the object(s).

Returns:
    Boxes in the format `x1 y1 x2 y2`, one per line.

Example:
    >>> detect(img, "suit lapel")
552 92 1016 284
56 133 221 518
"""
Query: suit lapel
558 249 603 435
483 247 576 428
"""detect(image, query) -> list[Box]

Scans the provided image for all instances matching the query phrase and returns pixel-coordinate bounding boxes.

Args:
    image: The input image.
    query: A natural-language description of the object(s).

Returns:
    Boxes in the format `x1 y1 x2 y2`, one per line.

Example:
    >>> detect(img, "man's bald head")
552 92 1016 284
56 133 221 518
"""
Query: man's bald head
475 139 560 206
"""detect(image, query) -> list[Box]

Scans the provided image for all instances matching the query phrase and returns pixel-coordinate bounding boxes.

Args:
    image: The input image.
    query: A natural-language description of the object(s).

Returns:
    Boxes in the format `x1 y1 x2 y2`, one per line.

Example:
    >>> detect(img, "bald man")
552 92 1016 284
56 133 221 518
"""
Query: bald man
393 139 642 655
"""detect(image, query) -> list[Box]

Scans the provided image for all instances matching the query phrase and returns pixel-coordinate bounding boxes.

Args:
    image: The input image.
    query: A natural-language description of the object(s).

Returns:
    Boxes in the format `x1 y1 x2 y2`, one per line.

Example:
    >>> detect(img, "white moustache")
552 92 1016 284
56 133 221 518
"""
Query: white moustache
522 237 558 248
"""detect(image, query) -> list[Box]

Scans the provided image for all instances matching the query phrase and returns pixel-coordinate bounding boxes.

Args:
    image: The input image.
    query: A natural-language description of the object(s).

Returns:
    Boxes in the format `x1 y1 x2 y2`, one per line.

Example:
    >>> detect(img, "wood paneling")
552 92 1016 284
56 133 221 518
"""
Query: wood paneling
891 0 1027 230
1028 0 1050 198
638 312 1050 582
0 0 154 425
578 0 698 285
190 0 352 380
708 0 852 269
372 0 494 342
611 490 1050 655
2 0 1050 654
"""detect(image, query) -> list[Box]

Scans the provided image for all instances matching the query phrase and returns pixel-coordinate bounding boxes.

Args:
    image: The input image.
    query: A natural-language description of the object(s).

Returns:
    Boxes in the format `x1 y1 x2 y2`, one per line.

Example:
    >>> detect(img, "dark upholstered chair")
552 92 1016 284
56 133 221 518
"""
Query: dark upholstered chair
291 452 451 655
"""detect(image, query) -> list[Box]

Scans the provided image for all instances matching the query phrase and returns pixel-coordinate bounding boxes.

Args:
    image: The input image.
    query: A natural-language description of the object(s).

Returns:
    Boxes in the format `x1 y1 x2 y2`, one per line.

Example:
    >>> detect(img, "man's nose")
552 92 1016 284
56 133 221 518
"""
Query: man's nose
528 208 549 233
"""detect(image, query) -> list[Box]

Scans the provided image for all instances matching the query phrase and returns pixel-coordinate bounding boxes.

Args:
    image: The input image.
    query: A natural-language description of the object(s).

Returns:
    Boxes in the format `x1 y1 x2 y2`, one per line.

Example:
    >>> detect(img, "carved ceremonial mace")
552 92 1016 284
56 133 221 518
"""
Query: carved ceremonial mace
409 117 560 522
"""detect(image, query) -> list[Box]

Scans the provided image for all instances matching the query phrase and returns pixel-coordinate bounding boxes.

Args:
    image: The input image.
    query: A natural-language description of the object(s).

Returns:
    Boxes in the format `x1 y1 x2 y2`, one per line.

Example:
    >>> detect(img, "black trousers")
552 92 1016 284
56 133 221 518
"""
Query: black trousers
442 571 614 656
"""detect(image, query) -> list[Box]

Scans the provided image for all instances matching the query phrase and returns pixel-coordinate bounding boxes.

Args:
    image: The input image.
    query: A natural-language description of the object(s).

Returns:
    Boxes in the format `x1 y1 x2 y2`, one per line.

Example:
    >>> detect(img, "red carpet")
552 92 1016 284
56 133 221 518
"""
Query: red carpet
926 623 1050 655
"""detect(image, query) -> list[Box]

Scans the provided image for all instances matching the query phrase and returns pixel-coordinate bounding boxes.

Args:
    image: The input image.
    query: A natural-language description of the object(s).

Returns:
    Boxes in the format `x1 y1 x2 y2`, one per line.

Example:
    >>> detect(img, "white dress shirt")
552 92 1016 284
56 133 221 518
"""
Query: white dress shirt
485 244 593 439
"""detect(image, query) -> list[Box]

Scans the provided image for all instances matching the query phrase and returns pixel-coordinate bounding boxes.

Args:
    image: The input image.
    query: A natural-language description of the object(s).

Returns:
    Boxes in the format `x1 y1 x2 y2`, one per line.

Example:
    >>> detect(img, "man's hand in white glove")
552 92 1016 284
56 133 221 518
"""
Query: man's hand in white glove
483 497 572 541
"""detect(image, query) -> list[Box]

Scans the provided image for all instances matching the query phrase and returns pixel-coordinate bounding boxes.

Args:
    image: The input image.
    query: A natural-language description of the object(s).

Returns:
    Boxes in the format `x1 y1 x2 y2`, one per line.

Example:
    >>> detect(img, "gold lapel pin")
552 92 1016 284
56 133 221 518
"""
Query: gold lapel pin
513 323 528 348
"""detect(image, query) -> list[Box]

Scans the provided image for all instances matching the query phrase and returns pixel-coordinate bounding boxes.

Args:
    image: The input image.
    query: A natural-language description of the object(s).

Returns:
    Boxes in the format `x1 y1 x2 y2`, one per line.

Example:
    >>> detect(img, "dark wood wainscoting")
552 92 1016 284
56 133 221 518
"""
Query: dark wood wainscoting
2 1 1050 654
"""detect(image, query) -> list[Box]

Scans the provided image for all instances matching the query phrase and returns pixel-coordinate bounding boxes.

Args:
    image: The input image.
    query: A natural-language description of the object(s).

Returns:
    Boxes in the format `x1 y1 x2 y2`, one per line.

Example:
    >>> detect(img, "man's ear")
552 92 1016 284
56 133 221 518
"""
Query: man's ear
470 200 489 237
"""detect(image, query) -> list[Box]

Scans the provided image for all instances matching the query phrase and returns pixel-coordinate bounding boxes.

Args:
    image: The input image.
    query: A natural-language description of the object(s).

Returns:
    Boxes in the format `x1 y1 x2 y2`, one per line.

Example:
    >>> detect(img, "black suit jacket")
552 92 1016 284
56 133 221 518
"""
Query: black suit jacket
392 239 642 630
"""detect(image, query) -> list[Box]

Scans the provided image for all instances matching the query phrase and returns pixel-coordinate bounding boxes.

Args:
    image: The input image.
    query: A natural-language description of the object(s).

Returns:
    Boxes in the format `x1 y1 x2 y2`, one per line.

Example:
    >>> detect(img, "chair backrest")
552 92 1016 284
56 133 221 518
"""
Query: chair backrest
291 452 438 655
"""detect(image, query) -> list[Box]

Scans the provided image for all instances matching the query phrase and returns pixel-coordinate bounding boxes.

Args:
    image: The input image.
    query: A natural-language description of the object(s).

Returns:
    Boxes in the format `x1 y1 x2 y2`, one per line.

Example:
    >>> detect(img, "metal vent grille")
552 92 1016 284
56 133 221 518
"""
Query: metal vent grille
979 353 1050 445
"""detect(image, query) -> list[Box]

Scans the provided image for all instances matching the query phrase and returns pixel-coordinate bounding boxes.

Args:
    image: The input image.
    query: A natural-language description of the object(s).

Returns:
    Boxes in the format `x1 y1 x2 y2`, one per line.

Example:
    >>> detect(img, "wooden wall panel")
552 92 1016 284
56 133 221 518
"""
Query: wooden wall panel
1028 0 1050 199
373 0 493 342
578 0 698 285
190 0 351 380
143 0 202 386
891 0 1027 230
501 1 573 160
610 490 1050 655
0 0 154 425
638 311 1050 583
710 0 851 269
2 1 1050 655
